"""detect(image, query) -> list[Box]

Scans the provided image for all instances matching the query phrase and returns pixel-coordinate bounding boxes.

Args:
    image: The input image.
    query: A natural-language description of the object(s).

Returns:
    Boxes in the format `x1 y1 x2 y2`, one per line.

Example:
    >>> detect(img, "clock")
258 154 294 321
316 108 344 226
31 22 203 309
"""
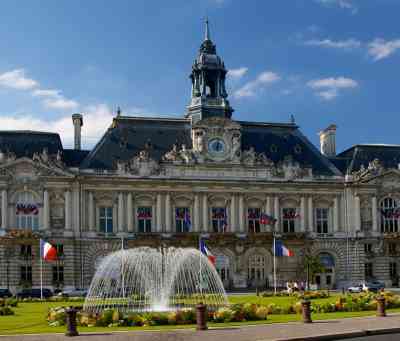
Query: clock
208 138 226 154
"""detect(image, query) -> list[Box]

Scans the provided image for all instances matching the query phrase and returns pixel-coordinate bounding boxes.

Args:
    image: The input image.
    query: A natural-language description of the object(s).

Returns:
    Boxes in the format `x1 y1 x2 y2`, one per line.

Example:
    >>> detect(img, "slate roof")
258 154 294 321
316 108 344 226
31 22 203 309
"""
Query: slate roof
80 116 342 176
0 131 63 158
335 144 400 174
63 149 90 167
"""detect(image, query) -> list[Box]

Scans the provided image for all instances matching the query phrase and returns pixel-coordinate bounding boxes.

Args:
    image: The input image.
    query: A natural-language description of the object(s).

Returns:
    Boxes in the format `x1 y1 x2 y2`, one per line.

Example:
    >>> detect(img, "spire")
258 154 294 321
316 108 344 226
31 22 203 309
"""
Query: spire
204 17 210 41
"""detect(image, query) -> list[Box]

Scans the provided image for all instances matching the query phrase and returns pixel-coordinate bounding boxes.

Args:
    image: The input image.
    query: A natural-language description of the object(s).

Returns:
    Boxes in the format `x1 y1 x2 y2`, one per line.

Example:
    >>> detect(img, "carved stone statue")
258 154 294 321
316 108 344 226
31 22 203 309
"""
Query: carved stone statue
41 148 49 164
242 147 256 166
179 144 195 163
163 144 182 162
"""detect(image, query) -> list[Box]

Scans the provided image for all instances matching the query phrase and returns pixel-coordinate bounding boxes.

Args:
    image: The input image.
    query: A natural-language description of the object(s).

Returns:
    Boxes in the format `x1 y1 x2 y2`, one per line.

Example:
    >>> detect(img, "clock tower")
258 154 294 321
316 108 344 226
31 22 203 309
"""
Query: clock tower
186 19 234 123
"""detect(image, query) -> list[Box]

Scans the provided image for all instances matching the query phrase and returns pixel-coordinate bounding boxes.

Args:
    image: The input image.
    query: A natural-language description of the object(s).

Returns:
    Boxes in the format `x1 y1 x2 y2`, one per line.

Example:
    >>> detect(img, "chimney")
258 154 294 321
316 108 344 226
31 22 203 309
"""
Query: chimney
72 113 83 150
319 124 337 157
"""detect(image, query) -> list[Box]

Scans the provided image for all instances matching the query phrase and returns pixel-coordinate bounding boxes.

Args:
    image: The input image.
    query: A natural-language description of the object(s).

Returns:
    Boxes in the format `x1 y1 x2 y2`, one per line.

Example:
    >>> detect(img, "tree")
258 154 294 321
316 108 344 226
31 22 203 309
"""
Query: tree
304 255 325 286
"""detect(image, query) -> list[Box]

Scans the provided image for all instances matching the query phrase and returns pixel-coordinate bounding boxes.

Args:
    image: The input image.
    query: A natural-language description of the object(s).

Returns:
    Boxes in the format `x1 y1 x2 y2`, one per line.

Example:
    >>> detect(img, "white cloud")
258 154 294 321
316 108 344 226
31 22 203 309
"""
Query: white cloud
227 67 248 80
0 104 114 148
315 0 358 13
32 89 60 98
307 76 358 100
367 38 400 61
304 38 361 49
0 69 38 90
234 71 280 99
43 97 79 110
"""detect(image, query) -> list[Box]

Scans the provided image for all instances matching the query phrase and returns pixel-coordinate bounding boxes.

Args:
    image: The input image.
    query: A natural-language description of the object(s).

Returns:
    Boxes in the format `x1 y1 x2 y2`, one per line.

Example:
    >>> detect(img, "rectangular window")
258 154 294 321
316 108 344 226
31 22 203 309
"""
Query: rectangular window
137 207 152 233
175 207 191 233
316 208 329 234
55 244 64 258
212 207 227 233
52 265 64 283
20 244 32 258
389 243 397 254
99 207 113 233
20 266 32 283
282 208 297 233
248 208 261 233
390 262 397 278
365 262 373 278
364 243 372 254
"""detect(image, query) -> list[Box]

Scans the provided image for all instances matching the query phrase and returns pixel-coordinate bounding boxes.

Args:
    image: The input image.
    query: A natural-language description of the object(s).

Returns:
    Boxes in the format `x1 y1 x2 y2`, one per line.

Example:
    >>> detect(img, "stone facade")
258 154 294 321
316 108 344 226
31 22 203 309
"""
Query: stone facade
0 23 399 293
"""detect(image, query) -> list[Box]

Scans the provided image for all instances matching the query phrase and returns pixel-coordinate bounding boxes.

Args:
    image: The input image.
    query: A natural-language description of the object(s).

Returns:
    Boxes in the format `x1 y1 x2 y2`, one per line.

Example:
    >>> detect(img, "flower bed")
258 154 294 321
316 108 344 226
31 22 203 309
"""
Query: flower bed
47 292 400 327
0 306 14 316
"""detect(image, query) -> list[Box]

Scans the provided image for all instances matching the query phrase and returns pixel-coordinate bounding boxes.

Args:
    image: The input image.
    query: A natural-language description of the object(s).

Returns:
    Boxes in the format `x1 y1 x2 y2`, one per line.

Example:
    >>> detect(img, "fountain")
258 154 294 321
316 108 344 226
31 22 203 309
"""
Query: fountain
83 247 228 314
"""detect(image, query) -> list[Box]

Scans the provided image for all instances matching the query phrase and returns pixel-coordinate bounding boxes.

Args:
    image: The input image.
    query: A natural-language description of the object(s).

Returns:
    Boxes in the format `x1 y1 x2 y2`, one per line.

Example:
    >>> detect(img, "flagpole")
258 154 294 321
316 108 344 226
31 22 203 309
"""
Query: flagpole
40 240 43 300
199 234 202 297
273 235 277 295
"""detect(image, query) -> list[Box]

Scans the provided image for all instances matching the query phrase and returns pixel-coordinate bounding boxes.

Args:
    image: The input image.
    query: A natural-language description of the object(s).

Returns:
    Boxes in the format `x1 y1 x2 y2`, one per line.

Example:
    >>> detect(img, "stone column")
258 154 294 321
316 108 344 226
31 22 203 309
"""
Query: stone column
1 189 7 229
43 190 50 230
354 196 361 231
165 193 171 233
156 193 162 233
127 193 133 233
265 196 271 216
274 196 280 232
118 193 124 233
300 196 306 232
239 195 245 233
230 194 236 232
308 196 314 232
88 192 94 232
372 196 378 232
333 196 339 232
64 191 71 230
202 194 208 232
194 194 200 232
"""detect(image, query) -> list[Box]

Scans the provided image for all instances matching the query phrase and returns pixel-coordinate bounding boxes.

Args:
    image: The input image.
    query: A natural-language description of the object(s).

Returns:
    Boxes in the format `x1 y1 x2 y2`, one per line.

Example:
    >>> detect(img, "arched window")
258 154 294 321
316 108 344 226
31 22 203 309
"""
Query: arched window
380 197 399 233
15 192 39 230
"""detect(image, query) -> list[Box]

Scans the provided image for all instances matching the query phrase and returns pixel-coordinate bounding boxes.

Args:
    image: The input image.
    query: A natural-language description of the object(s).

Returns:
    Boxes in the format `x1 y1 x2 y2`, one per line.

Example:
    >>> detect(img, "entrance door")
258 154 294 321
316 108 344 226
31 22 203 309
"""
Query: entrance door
316 253 336 289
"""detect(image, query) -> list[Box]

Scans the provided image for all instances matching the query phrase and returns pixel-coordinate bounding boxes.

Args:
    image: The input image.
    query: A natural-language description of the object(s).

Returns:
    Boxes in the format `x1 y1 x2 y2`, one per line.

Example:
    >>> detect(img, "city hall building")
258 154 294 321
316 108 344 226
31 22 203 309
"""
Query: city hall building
1 24 400 293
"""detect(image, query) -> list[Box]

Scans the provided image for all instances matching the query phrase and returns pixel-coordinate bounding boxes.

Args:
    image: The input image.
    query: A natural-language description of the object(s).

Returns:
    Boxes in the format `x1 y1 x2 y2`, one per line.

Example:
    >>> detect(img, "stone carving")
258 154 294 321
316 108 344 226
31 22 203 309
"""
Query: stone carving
179 144 195 164
162 144 195 164
352 158 384 181
277 155 312 180
242 147 257 166
163 144 181 163
0 150 16 164
116 149 159 176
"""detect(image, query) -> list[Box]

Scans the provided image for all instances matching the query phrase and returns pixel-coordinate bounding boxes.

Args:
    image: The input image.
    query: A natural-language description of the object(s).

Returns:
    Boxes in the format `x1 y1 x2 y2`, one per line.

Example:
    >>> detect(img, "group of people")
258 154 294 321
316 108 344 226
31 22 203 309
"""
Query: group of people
286 281 306 293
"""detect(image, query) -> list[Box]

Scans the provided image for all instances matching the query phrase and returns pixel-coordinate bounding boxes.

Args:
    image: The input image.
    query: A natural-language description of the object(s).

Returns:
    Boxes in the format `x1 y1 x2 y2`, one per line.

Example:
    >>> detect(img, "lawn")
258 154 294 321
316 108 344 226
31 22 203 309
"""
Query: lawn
0 294 398 336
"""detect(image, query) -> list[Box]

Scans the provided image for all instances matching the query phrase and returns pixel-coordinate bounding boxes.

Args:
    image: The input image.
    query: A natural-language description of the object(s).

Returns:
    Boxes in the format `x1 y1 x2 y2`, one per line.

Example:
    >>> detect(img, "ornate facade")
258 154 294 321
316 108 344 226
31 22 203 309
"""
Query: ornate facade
1 23 400 292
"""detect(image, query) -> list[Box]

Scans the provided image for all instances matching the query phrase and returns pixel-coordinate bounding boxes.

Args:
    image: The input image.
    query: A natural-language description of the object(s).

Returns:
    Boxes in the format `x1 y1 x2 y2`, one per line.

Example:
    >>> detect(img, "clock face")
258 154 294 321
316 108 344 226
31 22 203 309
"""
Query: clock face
208 138 226 154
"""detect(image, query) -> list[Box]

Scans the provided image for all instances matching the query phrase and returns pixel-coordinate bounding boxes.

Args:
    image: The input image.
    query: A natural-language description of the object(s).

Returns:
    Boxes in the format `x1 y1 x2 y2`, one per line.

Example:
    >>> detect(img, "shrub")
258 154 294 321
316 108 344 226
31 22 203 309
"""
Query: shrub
0 306 14 316
6 298 18 307
243 303 258 320
214 308 234 323
255 306 268 320
146 312 169 326
127 313 146 326
47 307 66 325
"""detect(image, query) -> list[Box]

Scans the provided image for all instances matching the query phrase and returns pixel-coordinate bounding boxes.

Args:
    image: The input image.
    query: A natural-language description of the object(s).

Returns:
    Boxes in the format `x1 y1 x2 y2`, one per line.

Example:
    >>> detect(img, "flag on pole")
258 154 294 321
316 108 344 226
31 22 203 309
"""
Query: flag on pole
200 239 216 265
184 209 192 232
273 240 294 257
261 213 277 225
40 239 58 261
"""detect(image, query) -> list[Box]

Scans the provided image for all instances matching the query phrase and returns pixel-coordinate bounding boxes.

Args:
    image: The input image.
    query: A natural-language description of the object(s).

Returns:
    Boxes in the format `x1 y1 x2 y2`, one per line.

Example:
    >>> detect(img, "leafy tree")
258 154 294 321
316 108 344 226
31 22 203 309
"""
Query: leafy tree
304 255 325 284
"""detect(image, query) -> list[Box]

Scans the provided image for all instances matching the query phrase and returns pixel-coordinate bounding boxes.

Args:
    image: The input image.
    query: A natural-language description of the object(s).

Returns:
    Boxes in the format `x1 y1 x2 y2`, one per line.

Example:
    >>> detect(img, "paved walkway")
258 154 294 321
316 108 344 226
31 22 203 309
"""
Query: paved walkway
2 314 400 341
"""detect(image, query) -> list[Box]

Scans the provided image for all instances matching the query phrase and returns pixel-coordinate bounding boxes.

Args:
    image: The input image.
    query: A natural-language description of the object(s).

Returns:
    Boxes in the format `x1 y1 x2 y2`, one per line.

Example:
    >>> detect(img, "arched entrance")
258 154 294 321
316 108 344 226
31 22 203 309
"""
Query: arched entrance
315 253 336 289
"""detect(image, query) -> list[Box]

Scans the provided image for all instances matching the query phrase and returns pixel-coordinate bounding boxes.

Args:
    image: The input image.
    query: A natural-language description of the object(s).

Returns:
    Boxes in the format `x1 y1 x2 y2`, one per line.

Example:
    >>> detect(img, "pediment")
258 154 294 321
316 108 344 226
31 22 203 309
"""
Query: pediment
360 169 400 187
0 157 74 179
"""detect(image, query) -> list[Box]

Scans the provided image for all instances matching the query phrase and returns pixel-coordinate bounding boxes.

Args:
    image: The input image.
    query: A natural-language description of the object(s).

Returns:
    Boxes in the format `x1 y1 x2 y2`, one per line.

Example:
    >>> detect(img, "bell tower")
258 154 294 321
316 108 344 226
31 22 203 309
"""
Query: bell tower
186 19 234 123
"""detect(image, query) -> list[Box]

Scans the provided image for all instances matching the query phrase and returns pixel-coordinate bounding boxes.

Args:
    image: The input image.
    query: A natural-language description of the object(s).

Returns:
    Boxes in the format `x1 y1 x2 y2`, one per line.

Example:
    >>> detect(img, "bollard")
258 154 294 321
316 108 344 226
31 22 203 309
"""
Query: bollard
301 300 312 323
196 303 208 330
65 306 79 337
376 296 386 317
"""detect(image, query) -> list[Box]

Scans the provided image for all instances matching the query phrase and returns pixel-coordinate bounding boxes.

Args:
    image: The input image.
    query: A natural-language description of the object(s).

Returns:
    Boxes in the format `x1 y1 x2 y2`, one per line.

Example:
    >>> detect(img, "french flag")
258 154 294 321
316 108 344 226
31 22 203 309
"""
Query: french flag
40 239 58 261
200 239 216 266
274 240 294 257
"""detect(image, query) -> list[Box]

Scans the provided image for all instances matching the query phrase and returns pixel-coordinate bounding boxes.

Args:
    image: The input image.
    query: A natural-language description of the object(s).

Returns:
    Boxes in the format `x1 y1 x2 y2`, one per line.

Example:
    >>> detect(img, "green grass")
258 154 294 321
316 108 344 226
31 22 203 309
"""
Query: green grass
228 294 340 307
0 295 398 336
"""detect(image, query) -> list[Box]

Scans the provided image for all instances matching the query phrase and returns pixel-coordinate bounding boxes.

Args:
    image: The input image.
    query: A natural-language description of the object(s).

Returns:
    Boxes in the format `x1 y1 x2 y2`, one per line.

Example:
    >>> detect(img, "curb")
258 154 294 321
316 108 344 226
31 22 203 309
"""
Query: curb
276 327 400 341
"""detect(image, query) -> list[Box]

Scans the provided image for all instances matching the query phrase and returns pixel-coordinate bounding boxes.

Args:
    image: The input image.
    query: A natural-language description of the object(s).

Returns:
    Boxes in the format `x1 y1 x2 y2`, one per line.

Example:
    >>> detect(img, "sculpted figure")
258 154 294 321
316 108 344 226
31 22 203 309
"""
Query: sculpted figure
163 144 181 162
180 144 195 163
242 147 256 166
41 148 49 163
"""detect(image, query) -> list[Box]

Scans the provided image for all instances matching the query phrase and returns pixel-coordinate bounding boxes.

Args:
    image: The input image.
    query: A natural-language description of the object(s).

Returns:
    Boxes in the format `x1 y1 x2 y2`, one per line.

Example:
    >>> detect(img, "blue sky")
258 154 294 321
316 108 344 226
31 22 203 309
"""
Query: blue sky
0 0 399 152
